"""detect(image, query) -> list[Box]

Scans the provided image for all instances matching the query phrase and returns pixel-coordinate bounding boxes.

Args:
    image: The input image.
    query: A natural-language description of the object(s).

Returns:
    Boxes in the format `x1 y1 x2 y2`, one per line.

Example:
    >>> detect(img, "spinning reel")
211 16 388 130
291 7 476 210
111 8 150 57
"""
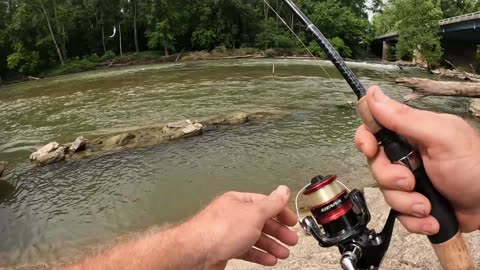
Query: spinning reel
296 175 397 270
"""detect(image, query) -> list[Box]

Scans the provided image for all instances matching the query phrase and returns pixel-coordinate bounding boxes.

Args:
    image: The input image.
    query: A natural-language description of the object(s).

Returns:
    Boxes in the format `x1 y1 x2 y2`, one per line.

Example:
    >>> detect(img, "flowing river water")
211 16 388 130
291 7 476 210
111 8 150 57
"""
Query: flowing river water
0 59 475 267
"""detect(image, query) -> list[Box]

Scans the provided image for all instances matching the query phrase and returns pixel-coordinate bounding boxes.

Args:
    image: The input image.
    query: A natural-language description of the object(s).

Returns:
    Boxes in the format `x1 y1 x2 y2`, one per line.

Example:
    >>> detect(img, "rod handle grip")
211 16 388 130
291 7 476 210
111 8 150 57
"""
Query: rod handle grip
433 233 475 270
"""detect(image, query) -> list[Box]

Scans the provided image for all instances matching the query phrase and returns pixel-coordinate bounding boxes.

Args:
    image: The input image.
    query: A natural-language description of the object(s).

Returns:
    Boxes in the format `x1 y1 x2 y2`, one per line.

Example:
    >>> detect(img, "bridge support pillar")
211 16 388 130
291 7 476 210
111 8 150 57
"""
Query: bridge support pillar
442 41 478 71
382 41 392 61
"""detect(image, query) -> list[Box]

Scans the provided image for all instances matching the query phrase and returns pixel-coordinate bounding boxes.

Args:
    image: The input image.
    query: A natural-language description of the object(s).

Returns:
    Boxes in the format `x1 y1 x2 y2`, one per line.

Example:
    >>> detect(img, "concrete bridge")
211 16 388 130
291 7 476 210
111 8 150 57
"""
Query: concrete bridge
372 12 480 69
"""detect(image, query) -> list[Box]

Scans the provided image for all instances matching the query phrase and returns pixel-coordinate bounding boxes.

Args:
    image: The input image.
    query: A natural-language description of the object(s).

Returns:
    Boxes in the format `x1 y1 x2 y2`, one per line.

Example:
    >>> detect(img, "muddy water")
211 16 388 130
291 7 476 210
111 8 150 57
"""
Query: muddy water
0 59 473 266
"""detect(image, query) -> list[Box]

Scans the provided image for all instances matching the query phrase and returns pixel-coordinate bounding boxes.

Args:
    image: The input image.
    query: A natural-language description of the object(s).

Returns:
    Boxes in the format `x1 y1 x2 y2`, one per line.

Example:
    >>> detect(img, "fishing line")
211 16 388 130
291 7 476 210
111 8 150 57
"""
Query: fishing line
261 0 356 111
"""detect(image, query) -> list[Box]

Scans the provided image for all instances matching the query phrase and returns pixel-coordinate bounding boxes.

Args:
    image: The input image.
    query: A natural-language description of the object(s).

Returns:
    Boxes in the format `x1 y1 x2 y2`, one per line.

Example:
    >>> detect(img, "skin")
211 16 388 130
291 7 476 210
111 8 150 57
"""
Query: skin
61 186 299 270
354 86 480 234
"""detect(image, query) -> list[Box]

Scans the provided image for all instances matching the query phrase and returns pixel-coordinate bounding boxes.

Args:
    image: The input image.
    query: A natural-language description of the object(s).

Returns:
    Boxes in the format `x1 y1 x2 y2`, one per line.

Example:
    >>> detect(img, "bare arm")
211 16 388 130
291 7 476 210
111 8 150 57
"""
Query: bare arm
62 223 209 270
60 186 298 270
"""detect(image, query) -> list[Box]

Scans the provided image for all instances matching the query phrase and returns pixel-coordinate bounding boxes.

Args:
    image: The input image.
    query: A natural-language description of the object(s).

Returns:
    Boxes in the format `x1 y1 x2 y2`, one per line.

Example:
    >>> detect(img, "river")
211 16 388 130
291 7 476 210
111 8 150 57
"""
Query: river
0 59 474 267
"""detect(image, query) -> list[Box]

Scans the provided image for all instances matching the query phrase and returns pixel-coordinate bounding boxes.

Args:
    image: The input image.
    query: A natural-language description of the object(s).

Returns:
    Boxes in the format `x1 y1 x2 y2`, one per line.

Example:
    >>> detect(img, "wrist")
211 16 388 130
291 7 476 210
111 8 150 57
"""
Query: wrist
180 215 228 270
171 219 221 270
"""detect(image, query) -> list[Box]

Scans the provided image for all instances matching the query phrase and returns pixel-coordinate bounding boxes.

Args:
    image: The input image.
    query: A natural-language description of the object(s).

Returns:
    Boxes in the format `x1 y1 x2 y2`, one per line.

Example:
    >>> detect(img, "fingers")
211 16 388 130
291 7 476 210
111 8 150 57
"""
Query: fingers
398 215 440 235
235 187 297 227
369 149 415 191
365 86 446 146
354 124 379 158
382 189 431 218
263 219 299 246
254 234 290 260
276 207 298 227
255 186 290 219
239 248 278 266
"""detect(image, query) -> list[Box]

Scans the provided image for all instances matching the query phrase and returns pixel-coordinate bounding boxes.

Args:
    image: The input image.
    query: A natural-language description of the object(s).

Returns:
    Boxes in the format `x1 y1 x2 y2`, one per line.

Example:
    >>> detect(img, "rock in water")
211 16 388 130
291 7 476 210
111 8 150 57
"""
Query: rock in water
182 123 203 136
224 112 248 124
162 120 203 138
30 142 66 166
205 112 249 126
104 133 136 149
69 136 87 153
0 161 7 178
166 120 192 129
469 99 480 118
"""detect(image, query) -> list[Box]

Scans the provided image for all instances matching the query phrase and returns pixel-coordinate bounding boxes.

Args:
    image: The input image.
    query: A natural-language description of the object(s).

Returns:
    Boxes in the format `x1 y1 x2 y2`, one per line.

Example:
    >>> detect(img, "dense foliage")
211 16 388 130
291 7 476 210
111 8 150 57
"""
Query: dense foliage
372 0 480 69
0 0 477 81
0 0 375 80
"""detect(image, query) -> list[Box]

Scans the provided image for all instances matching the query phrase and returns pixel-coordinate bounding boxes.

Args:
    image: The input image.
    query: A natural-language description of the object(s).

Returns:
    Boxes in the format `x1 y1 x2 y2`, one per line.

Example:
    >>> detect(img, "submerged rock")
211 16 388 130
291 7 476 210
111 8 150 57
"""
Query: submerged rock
104 133 136 150
69 136 87 153
29 111 282 166
0 161 7 178
30 142 66 166
205 112 249 125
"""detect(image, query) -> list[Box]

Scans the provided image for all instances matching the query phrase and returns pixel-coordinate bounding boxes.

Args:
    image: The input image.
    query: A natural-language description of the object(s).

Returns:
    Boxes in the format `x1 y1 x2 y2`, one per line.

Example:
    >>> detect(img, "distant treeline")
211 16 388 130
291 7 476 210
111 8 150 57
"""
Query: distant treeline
0 0 478 81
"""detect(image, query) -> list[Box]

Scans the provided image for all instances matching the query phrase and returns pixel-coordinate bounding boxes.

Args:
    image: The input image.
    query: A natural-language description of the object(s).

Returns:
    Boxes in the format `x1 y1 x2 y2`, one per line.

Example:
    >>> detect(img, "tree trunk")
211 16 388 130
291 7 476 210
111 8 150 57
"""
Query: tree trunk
53 1 67 59
133 0 139 53
40 3 64 65
118 23 123 57
61 24 67 59
101 24 107 55
164 39 169 56
396 77 480 101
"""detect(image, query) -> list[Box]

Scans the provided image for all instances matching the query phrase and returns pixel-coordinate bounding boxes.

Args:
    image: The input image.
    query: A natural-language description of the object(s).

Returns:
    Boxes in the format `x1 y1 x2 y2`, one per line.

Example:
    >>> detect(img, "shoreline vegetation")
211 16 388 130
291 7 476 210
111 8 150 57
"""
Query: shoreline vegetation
0 48 385 87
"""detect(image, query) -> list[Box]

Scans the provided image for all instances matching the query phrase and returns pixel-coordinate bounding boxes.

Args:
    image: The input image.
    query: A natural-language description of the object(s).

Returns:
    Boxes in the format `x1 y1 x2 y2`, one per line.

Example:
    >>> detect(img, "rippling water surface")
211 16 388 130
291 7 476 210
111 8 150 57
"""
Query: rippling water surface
0 59 473 266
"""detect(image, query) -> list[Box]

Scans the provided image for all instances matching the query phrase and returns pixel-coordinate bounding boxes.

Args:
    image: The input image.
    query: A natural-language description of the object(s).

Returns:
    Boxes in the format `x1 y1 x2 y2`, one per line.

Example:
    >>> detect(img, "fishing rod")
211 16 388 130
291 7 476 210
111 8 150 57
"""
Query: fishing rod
278 0 474 269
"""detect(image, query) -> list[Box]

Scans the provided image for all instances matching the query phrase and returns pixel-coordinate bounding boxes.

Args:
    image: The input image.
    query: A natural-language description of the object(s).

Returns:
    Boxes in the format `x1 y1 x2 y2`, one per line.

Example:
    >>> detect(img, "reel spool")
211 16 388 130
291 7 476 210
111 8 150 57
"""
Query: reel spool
296 175 398 270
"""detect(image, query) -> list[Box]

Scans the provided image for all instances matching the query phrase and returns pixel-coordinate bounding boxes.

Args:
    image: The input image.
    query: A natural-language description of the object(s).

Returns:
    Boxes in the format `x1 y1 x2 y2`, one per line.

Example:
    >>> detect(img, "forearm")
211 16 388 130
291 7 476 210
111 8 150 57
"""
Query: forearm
61 222 210 270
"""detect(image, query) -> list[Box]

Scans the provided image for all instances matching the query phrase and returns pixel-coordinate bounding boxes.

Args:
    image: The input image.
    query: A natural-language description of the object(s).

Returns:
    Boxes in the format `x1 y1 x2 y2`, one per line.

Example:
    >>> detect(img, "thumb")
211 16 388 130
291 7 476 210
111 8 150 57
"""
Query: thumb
366 86 445 145
255 186 290 219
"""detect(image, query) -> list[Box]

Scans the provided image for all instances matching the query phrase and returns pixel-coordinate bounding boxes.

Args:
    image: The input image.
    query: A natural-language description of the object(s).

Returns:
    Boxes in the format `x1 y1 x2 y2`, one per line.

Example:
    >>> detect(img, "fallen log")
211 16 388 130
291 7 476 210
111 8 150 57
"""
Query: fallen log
396 77 480 102
431 68 480 82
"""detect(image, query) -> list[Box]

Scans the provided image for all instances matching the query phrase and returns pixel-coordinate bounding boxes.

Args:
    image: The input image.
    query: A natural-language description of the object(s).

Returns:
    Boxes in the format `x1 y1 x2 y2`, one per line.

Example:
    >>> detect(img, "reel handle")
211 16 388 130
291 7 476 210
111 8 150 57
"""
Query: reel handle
357 98 474 270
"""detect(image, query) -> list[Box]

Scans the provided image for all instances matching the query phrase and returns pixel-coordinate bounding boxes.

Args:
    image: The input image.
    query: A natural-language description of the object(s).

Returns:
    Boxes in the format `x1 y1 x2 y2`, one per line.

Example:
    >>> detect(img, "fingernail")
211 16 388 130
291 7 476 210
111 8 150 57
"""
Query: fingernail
422 224 437 235
372 88 389 104
272 186 289 196
412 203 427 217
396 179 410 191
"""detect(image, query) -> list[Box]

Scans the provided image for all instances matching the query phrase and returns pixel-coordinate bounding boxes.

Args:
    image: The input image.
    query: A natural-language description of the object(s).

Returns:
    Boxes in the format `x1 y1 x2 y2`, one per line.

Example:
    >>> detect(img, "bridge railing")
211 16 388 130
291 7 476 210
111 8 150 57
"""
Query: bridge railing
440 12 480 25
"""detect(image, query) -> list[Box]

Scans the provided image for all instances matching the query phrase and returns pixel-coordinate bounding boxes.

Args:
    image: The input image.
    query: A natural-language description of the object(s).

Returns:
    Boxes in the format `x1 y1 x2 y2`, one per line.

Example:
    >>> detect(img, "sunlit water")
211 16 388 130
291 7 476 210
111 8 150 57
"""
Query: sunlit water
0 59 474 267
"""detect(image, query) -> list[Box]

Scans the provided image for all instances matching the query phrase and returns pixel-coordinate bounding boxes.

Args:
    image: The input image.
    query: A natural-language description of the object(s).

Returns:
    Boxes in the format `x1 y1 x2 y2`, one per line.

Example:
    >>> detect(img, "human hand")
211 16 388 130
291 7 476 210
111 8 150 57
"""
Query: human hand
354 86 480 235
186 186 298 269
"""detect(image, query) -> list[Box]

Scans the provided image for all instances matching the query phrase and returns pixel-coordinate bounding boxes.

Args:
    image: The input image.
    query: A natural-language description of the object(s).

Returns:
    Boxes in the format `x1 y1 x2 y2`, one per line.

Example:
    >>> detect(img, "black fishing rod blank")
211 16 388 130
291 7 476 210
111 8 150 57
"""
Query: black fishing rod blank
282 0 474 269
281 0 366 99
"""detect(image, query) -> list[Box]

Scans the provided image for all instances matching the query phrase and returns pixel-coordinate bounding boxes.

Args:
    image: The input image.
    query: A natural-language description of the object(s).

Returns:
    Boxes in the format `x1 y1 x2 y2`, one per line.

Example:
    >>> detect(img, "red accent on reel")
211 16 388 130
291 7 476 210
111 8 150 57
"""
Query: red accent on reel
316 201 353 225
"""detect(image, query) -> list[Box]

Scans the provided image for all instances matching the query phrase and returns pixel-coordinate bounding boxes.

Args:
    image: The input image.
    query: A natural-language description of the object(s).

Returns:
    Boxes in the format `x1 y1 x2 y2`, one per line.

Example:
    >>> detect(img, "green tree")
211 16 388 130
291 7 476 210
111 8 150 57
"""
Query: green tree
297 0 373 57
375 0 444 69
438 0 479 18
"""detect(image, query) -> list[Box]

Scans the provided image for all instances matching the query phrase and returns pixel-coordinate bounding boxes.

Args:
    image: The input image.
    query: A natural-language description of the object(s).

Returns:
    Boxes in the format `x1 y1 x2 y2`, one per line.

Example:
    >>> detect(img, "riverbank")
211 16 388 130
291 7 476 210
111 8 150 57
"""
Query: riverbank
0 48 311 86
0 48 387 87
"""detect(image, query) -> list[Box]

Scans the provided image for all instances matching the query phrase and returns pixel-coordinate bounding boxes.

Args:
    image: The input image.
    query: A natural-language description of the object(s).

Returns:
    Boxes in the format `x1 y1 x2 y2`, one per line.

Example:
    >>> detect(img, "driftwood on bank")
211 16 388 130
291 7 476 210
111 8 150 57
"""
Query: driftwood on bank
396 77 480 102
432 68 480 83
29 111 282 166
